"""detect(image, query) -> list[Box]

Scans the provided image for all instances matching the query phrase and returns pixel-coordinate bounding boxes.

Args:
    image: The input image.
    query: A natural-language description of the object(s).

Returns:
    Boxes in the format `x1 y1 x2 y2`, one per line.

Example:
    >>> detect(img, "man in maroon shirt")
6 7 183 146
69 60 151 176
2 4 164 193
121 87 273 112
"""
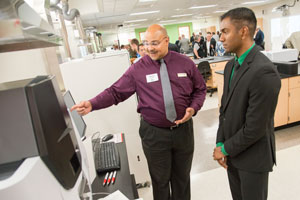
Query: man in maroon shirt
72 24 206 200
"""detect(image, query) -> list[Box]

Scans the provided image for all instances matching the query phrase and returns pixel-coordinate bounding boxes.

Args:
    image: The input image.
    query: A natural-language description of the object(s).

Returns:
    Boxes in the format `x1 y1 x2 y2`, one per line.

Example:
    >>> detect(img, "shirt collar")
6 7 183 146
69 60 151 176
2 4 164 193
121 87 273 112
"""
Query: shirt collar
146 50 172 66
160 50 172 65
235 43 255 66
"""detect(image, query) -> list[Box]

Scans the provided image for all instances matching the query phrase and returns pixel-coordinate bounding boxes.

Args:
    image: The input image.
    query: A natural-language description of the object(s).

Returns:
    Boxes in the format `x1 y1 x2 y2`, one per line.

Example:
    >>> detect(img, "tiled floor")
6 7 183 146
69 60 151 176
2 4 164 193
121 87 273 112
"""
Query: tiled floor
138 93 300 200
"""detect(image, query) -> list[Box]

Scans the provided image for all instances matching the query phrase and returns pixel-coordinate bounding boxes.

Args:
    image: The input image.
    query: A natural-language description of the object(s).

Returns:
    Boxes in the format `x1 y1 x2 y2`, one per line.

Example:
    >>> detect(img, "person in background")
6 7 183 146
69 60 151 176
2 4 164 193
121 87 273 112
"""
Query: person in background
128 47 137 58
120 45 125 50
133 44 147 63
217 30 221 38
215 34 225 56
203 32 216 57
212 31 220 42
213 7 281 200
190 32 196 45
113 44 119 50
138 43 146 57
129 38 140 58
193 35 205 59
125 44 130 51
71 24 206 200
175 36 181 50
254 27 264 49
179 34 190 53
199 32 204 41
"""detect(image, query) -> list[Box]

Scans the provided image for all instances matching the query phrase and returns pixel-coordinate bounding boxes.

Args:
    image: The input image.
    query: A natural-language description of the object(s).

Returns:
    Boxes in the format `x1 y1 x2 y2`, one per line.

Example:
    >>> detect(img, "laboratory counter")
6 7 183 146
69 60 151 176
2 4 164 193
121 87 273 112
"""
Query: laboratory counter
192 56 234 65
214 61 300 128
192 56 234 88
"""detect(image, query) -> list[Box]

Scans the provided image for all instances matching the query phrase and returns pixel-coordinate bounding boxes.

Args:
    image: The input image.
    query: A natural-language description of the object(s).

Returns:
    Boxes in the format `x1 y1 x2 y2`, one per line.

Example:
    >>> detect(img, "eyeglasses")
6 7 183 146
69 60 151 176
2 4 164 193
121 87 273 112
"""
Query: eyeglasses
143 37 167 47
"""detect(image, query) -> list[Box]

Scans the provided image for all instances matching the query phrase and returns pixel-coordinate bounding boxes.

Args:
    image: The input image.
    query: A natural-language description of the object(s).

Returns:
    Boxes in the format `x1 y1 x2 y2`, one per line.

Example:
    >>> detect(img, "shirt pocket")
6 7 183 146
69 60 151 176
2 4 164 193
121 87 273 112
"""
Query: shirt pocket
173 76 193 96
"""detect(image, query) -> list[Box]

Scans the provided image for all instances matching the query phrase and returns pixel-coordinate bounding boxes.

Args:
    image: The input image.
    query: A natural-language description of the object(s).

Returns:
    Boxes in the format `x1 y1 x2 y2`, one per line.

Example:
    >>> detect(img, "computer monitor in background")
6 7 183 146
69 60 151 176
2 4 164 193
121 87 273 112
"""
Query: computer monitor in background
63 91 86 140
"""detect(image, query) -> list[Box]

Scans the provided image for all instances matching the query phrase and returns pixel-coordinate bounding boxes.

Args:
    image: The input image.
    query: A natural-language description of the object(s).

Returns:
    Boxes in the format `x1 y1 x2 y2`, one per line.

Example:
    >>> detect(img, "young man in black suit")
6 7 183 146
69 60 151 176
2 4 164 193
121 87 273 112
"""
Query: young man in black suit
213 7 281 200
203 32 216 57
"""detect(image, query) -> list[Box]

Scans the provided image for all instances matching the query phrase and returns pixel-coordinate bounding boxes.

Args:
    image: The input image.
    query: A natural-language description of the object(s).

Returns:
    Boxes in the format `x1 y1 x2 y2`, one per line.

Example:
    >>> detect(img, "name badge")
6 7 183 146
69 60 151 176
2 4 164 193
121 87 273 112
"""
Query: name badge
177 73 187 77
146 73 159 83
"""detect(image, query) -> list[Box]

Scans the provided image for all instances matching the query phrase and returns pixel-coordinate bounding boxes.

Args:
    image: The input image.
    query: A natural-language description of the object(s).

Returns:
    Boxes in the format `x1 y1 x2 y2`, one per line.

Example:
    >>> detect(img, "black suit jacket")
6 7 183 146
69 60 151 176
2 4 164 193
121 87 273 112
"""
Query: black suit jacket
216 45 281 172
203 38 216 57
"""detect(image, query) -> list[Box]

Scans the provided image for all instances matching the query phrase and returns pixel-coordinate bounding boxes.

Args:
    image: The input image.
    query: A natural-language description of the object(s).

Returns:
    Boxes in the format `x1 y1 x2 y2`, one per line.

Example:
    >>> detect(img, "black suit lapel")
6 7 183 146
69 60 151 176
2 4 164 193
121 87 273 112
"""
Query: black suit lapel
222 45 261 113
223 62 250 112
223 59 234 101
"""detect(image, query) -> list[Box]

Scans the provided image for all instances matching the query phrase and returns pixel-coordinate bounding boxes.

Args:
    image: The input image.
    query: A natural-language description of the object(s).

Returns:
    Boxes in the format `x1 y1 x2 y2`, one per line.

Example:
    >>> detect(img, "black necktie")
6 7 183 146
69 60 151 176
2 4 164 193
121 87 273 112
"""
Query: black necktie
229 60 240 88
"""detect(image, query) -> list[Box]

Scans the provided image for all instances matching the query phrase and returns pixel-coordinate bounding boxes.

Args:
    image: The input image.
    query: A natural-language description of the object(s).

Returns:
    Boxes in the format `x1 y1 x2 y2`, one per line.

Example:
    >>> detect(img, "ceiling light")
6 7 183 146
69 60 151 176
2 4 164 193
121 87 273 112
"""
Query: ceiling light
39 31 52 35
242 1 266 5
130 10 160 16
189 5 217 9
124 19 148 23
171 14 193 18
197 16 212 18
124 24 141 27
193 14 203 17
160 19 177 23
139 0 157 2
214 10 228 13
22 25 37 30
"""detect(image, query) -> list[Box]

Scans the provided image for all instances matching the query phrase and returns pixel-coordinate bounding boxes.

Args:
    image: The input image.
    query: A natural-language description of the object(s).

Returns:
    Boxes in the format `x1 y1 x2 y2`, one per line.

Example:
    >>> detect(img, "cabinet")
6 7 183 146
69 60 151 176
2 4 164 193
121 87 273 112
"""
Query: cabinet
288 76 300 123
210 61 227 88
275 76 300 126
274 79 288 127
215 72 224 108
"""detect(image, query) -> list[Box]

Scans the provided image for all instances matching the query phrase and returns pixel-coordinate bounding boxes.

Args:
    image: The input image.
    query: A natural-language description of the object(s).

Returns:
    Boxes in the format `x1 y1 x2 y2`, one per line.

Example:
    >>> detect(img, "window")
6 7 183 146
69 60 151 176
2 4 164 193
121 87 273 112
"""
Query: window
178 26 190 38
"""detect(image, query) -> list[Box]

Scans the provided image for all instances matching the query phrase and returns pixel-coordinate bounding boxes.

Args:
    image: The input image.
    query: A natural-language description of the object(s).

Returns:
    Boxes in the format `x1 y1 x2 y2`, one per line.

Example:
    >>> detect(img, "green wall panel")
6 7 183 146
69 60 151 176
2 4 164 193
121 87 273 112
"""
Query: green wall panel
134 22 193 44
164 22 193 43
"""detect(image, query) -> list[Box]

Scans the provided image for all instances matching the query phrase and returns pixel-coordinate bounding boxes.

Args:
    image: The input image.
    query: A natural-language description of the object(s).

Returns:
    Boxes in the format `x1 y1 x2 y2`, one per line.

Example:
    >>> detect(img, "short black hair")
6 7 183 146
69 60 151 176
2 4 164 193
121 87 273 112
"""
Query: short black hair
220 7 257 37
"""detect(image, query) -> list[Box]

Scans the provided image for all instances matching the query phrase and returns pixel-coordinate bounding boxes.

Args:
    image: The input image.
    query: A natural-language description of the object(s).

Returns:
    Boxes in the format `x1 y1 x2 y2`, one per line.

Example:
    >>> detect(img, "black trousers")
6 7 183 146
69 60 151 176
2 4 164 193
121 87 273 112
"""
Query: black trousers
139 119 194 200
227 160 269 200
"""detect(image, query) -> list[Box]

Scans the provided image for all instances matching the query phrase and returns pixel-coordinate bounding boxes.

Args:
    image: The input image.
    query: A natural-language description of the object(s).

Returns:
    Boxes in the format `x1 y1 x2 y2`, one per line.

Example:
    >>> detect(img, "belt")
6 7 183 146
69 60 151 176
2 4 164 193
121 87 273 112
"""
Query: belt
159 123 182 130
169 124 179 130
141 117 185 130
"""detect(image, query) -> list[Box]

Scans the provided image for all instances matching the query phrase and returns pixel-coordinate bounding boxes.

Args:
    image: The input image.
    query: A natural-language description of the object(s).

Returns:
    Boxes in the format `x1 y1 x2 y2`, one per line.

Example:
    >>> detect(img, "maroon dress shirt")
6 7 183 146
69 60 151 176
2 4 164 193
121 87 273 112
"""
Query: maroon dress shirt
89 51 206 127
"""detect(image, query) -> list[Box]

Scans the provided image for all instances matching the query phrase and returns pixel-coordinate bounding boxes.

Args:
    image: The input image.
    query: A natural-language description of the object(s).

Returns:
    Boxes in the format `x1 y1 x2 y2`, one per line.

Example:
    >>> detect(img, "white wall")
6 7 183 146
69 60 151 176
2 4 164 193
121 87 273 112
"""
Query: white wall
0 49 48 83
100 31 136 48
101 33 119 47
66 24 82 59
253 0 300 50
118 31 136 45
192 17 221 34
